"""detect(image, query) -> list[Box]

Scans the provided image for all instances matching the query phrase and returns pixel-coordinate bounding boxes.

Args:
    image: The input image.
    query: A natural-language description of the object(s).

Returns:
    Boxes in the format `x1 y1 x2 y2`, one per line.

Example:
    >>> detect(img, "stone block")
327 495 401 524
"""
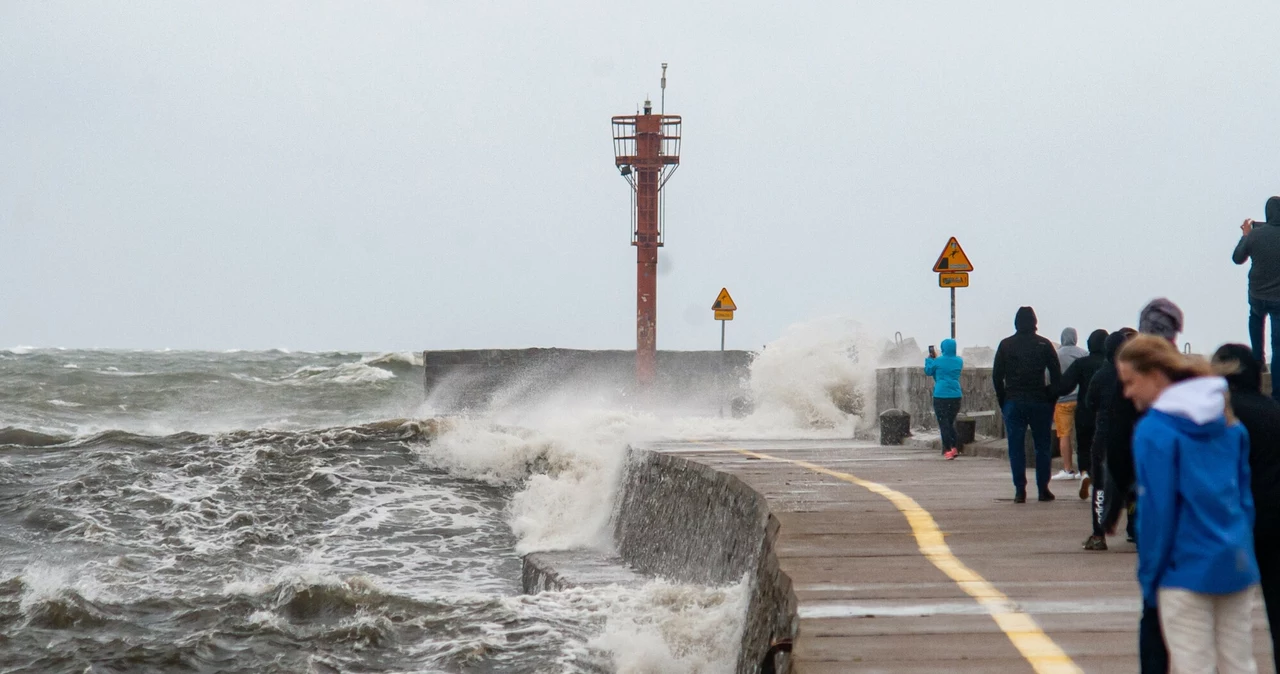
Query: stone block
880 409 911 445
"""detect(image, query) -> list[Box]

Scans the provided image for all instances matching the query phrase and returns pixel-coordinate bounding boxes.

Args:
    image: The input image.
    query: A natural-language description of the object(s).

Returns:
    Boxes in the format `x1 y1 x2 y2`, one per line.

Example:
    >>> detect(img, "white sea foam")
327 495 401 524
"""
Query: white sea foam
363 351 423 367
592 577 748 674
281 362 397 385
508 578 749 674
16 563 114 612
46 399 83 408
746 315 879 432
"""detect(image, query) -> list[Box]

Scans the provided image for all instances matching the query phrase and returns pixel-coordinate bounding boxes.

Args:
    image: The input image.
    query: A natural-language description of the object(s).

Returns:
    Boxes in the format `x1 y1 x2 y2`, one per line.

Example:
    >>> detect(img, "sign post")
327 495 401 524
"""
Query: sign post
712 287 737 351
932 238 973 340
712 288 737 418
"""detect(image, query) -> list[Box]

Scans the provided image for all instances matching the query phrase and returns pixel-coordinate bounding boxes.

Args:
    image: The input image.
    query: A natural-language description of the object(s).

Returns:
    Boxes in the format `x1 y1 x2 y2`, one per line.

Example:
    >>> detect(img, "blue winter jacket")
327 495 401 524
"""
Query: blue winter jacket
1133 377 1259 607
924 339 963 400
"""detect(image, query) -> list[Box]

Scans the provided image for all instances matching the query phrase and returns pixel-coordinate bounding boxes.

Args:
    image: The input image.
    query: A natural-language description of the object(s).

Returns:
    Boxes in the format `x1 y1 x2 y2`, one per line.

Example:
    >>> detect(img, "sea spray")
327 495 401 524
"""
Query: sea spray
746 315 881 432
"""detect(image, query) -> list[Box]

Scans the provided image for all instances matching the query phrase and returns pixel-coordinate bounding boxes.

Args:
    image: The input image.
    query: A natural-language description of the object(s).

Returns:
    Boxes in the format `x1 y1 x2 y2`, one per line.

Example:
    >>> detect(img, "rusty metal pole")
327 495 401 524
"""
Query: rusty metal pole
614 75 679 389
633 104 661 385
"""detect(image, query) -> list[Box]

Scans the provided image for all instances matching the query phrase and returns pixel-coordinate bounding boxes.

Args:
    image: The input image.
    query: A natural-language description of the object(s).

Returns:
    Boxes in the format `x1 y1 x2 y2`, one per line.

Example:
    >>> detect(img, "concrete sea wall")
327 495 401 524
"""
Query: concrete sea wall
423 348 754 412
522 447 797 674
876 366 1005 437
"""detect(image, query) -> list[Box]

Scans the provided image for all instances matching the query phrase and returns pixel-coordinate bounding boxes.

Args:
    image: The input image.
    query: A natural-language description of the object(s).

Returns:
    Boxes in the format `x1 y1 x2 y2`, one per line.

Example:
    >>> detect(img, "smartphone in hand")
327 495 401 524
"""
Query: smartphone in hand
928 345 937 358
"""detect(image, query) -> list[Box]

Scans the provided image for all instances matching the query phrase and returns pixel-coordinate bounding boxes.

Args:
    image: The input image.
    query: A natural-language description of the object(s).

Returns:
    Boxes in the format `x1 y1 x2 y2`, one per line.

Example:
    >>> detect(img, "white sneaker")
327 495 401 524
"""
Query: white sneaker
1050 470 1075 481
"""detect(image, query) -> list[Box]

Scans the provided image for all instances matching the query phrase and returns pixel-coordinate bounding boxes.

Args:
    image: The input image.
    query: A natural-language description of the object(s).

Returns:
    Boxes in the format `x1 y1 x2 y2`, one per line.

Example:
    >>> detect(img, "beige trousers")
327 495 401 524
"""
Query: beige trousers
1158 587 1259 674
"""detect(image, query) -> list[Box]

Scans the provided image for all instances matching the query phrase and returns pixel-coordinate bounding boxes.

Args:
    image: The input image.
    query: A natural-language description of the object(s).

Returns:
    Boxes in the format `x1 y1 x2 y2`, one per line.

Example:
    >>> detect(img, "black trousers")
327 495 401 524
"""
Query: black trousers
1140 603 1169 674
1259 543 1280 674
1089 433 1107 537
933 397 961 452
1075 420 1095 478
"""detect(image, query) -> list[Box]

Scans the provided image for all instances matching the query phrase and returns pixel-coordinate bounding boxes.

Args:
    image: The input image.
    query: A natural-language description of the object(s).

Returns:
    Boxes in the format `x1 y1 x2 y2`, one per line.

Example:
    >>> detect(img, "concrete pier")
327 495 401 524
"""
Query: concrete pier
654 438 1276 674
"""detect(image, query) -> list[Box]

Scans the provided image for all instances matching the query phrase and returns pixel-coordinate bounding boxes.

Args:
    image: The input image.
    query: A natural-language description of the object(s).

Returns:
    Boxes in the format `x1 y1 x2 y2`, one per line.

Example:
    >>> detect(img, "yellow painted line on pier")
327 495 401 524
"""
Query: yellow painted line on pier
731 447 1083 674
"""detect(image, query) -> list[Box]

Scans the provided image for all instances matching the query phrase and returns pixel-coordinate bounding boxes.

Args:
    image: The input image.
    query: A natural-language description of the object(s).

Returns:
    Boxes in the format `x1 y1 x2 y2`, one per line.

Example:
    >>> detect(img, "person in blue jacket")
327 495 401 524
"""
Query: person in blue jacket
925 338 963 460
1117 335 1260 673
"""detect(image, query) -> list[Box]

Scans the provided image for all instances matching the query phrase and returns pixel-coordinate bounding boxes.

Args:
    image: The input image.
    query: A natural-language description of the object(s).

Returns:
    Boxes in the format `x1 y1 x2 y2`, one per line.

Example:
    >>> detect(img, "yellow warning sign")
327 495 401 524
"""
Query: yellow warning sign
715 310 734 321
711 288 737 312
932 237 974 273
939 272 970 288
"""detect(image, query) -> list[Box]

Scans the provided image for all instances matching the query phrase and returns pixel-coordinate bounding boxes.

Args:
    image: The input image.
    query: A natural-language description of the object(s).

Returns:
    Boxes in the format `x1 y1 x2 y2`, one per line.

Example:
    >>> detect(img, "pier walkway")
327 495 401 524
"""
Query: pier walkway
653 439 1275 674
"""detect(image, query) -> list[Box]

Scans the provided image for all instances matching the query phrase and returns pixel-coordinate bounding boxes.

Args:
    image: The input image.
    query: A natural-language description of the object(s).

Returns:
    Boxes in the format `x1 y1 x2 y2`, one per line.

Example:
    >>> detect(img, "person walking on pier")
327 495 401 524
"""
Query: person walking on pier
1213 343 1280 674
993 307 1062 503
925 339 963 460
1104 299 1184 538
1052 328 1089 481
1119 335 1259 674
1103 300 1183 674
1233 196 1280 401
1081 329 1133 551
1055 329 1109 500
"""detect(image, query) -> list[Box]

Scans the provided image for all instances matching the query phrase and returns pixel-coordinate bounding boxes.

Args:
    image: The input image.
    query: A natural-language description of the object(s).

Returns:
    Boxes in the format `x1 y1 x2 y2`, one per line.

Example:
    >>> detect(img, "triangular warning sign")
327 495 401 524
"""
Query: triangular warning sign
711 288 737 312
932 237 974 273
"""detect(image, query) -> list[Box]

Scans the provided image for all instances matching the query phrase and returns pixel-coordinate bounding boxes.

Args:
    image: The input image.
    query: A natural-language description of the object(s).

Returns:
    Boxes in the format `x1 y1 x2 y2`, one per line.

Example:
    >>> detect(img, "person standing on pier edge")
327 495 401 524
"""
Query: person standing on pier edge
925 339 963 460
993 307 1062 503
1213 343 1280 674
1119 336 1259 674
1052 327 1089 480
1232 196 1280 402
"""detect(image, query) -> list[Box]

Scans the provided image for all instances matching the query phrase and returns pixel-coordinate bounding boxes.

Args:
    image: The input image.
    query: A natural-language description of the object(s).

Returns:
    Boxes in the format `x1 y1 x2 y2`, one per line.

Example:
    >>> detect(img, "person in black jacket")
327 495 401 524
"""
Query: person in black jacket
993 306 1062 503
1102 299 1182 674
1080 329 1134 551
1213 343 1280 673
1102 299 1183 535
1055 328 1108 500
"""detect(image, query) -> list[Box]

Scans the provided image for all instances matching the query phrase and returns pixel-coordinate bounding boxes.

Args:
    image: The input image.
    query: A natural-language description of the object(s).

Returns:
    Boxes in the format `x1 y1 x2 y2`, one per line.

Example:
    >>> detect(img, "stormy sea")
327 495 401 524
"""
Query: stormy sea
0 324 871 673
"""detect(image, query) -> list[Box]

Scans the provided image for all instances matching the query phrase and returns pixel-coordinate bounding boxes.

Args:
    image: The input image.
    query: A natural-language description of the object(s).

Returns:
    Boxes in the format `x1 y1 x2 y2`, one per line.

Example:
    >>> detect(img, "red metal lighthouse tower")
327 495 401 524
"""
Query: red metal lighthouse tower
613 64 681 386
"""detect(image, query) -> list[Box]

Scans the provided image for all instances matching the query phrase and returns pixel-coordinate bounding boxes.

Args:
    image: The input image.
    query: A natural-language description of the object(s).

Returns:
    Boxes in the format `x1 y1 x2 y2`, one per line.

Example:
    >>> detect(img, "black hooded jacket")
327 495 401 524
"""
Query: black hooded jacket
992 307 1062 407
1216 344 1280 550
1233 196 1280 302
1086 331 1130 458
1054 329 1109 425
1101 334 1145 532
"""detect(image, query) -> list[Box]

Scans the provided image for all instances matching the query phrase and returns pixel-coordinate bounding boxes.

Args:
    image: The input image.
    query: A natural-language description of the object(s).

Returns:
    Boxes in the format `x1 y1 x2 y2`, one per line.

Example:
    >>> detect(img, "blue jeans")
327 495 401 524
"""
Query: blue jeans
1249 296 1280 401
1003 400 1054 493
933 397 961 452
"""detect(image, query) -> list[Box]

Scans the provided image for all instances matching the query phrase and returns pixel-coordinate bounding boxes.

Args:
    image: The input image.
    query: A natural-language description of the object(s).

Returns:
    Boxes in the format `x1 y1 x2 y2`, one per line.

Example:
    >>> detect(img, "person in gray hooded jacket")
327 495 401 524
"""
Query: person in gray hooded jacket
1052 328 1089 480
1233 195 1280 401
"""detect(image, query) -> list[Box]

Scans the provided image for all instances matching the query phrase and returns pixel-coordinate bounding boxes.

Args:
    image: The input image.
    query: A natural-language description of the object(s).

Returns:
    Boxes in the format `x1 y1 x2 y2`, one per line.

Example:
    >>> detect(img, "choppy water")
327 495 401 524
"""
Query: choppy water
0 349 748 674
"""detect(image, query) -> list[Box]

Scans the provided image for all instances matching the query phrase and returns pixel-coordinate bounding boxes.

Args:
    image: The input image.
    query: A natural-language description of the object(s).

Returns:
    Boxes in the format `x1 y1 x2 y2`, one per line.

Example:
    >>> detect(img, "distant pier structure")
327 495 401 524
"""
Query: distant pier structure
612 64 681 386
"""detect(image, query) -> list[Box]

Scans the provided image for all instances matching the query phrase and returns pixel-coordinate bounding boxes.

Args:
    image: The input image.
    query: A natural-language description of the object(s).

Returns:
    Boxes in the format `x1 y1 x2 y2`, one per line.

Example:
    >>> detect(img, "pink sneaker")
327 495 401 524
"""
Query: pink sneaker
944 448 959 460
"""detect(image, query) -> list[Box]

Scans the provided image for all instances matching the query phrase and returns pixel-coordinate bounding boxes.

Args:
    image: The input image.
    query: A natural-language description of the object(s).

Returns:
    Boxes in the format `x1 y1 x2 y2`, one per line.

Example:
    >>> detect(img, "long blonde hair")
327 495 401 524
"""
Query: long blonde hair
1117 335 1211 381
1117 335 1233 421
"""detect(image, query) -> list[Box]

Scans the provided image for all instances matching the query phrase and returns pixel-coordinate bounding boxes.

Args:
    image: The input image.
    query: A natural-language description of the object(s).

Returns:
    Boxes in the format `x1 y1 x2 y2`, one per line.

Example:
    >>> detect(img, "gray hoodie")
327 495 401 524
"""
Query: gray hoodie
1057 328 1088 402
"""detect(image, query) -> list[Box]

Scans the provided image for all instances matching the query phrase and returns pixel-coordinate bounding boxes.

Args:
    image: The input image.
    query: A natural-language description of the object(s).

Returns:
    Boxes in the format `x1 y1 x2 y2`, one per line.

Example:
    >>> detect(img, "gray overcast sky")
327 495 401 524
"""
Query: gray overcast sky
3 2 1279 353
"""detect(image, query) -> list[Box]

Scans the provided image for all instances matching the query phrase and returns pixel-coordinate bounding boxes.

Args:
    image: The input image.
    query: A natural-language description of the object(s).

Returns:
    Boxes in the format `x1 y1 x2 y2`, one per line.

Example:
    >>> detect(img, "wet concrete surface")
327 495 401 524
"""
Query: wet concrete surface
653 439 1276 674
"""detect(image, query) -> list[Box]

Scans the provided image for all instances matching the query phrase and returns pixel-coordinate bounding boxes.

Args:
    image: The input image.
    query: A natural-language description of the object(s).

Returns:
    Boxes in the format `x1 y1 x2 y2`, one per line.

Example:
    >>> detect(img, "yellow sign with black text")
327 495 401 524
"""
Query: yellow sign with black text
715 310 734 321
939 272 970 288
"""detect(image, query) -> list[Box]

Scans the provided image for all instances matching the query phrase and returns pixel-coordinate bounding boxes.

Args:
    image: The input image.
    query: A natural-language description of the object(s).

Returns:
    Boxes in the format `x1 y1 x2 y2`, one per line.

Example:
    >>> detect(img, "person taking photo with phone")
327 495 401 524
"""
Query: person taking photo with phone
925 339 963 460
1233 195 1280 401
